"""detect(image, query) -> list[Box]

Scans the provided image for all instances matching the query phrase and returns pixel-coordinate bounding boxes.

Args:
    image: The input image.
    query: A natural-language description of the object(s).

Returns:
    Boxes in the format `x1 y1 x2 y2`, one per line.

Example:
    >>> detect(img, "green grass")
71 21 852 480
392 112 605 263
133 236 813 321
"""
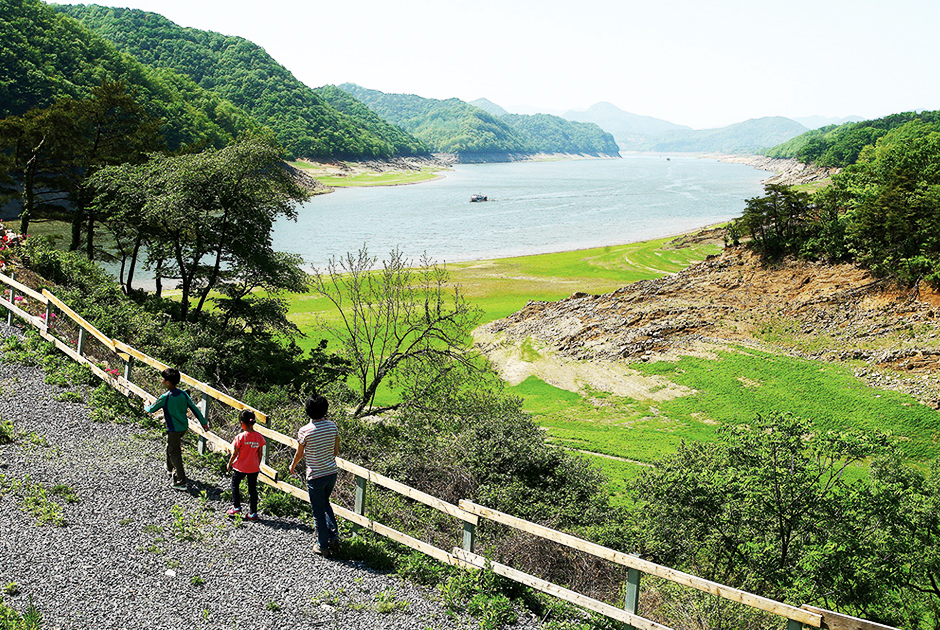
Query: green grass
511 344 940 506
284 231 940 503
38 203 933 503
288 161 445 187
285 236 722 355
283 235 722 410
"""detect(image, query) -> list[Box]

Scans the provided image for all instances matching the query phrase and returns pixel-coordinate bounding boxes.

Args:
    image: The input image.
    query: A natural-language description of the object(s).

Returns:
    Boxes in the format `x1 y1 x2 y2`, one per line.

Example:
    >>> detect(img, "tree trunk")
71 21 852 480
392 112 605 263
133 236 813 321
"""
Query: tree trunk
69 209 82 251
154 257 163 298
86 209 95 260
20 142 42 236
125 235 142 294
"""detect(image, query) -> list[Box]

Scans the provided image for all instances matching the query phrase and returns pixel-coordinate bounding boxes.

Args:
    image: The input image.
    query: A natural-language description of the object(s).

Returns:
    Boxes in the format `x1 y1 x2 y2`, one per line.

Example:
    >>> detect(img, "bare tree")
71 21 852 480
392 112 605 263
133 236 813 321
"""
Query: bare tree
312 247 482 417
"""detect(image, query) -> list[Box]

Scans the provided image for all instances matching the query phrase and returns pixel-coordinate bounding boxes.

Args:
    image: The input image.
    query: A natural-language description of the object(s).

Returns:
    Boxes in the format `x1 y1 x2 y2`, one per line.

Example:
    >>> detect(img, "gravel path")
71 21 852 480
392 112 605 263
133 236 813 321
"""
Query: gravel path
0 324 541 629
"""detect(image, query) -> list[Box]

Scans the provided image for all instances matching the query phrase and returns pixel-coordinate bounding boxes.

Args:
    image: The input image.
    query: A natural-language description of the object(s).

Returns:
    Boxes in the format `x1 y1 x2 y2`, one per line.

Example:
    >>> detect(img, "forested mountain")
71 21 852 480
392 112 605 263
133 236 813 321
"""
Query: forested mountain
469 98 510 117
563 102 691 146
792 115 864 130
341 85 619 159
54 4 428 159
763 110 940 167
1 0 255 150
339 84 532 159
501 113 620 156
634 117 809 154
314 85 428 156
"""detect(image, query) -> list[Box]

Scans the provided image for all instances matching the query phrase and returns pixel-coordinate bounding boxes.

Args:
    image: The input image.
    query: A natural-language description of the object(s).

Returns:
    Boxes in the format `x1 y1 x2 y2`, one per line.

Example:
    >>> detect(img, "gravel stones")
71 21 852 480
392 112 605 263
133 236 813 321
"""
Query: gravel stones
0 323 542 629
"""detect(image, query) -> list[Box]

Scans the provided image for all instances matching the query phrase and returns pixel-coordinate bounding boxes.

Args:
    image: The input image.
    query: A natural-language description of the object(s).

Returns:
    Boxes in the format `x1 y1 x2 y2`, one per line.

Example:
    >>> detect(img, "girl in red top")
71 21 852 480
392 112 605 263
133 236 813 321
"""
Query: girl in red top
227 410 266 521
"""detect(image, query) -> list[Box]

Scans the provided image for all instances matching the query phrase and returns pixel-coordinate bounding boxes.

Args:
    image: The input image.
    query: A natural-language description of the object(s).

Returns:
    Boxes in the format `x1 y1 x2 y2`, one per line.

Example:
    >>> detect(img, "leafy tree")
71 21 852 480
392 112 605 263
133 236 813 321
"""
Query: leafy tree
797 455 940 625
731 184 819 260
90 132 309 325
67 81 163 257
0 100 76 234
630 413 890 603
311 247 482 417
0 81 162 244
837 121 940 285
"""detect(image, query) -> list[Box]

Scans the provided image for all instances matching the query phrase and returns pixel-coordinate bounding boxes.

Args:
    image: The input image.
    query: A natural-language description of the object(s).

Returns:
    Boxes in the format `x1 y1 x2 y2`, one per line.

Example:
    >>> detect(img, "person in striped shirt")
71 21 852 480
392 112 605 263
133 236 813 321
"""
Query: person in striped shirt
290 393 339 556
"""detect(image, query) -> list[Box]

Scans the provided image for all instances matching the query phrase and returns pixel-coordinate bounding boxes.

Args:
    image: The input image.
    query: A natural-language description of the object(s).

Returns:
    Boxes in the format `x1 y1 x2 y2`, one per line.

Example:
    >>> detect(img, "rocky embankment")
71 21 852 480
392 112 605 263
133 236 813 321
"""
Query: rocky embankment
477 247 940 408
718 155 840 186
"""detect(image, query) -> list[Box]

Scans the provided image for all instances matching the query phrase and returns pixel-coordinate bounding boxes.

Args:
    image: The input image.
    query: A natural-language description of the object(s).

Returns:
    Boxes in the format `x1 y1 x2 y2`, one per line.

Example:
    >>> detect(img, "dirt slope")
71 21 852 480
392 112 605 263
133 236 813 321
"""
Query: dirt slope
476 246 940 407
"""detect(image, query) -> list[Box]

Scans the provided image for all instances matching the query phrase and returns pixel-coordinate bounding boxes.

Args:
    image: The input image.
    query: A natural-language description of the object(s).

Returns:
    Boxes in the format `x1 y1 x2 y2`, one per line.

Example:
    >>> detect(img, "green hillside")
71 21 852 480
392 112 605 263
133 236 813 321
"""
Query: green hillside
1 0 256 150
54 4 428 160
340 84 531 159
340 84 619 159
314 85 428 157
501 113 620 156
763 110 940 167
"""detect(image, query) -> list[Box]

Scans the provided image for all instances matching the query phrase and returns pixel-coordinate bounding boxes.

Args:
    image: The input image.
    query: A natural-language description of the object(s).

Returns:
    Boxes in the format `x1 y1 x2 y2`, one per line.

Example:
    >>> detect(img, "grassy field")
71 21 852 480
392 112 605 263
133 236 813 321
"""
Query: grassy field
288 160 446 187
285 235 725 352
33 210 940 507
284 234 940 505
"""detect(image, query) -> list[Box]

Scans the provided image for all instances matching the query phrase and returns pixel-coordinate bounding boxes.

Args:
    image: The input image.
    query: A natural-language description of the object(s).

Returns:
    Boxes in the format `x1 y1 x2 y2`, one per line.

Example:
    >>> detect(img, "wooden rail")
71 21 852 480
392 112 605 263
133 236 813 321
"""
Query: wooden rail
0 271 896 630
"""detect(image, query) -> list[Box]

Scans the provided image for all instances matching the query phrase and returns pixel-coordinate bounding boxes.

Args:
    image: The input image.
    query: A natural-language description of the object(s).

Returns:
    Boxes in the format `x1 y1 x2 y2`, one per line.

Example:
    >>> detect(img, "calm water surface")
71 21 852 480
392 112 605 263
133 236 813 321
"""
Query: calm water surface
274 155 768 270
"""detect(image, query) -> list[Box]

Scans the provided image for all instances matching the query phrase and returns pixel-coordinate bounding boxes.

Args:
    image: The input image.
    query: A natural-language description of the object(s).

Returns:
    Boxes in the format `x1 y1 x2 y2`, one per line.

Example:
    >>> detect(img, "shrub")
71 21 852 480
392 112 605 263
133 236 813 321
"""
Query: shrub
0 417 14 444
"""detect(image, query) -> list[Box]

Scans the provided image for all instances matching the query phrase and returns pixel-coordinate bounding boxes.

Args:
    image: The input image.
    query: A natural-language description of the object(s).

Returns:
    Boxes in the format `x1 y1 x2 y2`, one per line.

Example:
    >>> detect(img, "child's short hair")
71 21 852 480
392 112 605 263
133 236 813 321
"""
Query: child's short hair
239 409 256 426
305 394 328 420
161 367 181 386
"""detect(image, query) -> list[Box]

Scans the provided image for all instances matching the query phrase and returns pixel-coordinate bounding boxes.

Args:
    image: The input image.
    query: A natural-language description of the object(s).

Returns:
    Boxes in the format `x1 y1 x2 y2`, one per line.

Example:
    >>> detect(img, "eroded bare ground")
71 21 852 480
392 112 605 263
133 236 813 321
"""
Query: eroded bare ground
475 246 940 407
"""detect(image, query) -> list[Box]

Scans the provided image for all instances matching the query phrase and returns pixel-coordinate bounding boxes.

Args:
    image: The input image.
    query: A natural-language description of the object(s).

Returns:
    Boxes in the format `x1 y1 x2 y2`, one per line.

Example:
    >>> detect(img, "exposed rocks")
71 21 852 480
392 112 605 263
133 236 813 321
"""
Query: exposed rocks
477 247 940 408
716 155 840 186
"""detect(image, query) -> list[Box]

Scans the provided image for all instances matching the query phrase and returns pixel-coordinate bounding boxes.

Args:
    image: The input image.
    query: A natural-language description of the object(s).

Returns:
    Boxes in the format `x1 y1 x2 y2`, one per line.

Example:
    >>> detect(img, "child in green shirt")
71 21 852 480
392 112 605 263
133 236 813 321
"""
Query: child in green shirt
145 367 208 490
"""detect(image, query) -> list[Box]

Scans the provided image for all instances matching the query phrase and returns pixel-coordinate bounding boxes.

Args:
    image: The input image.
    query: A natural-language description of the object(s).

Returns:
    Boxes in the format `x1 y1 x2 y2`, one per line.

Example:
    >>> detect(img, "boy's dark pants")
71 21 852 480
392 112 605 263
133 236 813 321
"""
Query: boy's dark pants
232 471 259 514
166 431 187 485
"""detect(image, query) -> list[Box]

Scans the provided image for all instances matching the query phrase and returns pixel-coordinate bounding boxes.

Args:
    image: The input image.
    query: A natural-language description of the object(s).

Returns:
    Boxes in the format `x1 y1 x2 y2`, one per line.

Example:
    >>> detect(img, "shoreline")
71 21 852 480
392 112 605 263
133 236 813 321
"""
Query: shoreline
292 152 622 190
448 221 728 268
710 154 839 186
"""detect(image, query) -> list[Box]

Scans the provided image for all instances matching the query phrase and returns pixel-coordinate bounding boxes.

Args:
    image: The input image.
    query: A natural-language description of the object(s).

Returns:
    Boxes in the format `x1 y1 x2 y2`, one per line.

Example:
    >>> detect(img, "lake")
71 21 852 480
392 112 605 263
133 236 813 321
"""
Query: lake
272 154 770 271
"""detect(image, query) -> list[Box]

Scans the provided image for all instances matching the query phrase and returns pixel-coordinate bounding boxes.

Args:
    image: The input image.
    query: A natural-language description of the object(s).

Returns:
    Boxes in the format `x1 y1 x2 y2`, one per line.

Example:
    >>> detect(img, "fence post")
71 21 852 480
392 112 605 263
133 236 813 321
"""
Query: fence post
260 429 268 467
76 327 86 357
44 300 54 332
122 355 133 382
787 620 803 630
624 565 642 630
6 272 15 326
354 475 368 529
196 395 209 456
462 521 476 553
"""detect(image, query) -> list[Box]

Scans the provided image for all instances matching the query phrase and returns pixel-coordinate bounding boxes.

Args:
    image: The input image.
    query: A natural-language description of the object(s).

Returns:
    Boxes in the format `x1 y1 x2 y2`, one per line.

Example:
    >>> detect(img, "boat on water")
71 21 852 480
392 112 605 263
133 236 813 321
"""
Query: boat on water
470 194 488 202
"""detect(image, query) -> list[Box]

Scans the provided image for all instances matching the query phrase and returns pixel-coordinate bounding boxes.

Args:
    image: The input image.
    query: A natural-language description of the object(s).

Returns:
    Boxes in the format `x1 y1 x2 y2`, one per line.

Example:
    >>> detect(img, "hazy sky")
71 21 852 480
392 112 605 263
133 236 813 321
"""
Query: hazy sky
57 0 939 129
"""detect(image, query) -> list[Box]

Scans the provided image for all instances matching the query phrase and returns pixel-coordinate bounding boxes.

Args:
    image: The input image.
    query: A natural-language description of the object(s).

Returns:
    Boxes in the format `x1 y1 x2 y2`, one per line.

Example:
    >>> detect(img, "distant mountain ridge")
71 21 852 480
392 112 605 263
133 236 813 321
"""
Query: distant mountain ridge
564 102 691 145
54 4 428 160
342 85 620 161
561 102 808 154
637 117 809 154
470 98 509 117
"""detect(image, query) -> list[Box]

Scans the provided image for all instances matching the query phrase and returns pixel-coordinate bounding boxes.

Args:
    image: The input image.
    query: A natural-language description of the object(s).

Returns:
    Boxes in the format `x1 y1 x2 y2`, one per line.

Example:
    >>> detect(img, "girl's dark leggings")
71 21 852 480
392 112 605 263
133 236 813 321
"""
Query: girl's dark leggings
232 470 259 514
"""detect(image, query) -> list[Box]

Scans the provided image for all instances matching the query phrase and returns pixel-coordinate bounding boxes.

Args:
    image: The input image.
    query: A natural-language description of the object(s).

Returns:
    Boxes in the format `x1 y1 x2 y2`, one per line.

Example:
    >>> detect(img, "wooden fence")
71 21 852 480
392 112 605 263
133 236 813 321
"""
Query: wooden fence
0 270 897 630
